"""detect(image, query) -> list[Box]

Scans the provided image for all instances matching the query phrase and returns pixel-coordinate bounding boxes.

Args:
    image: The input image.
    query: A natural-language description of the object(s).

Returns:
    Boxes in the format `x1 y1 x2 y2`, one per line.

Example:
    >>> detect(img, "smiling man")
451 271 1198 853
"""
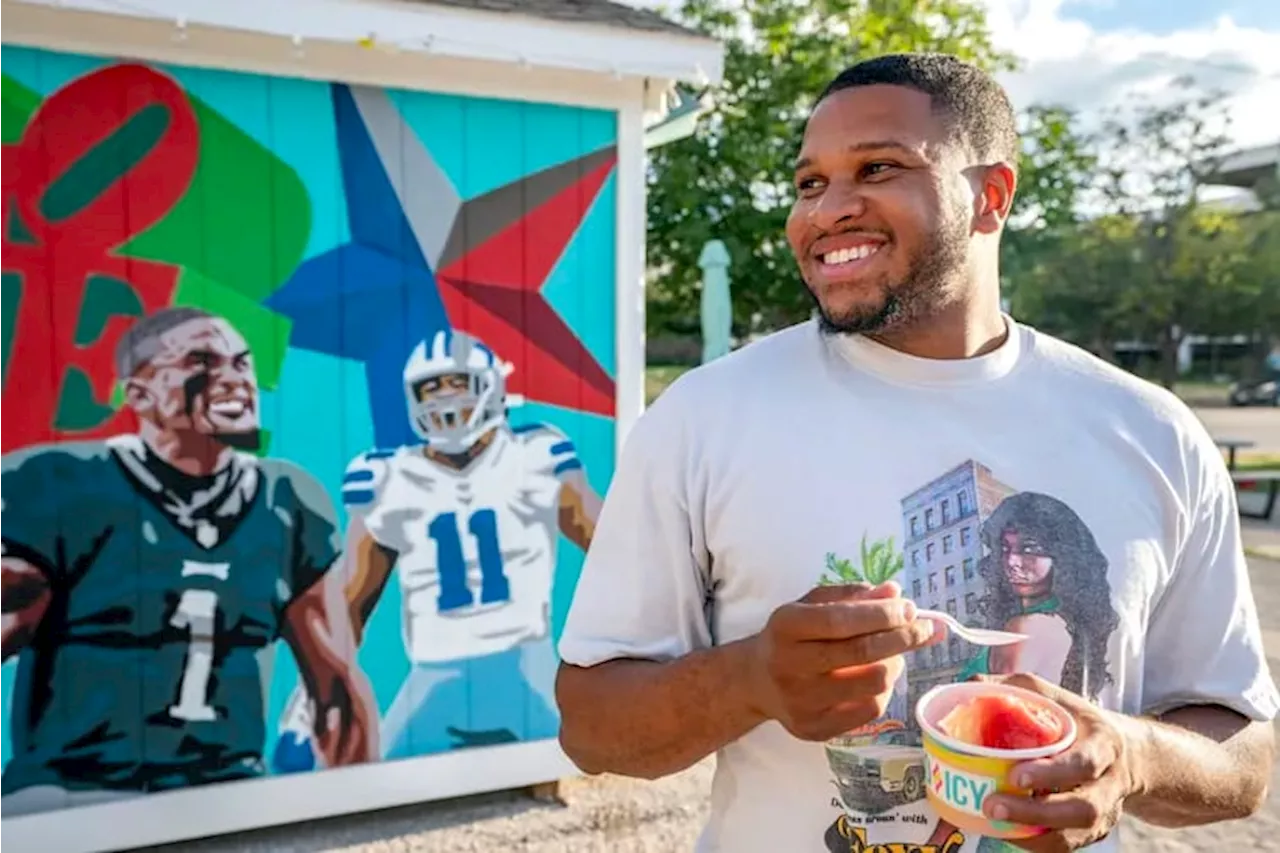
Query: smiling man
0 306 377 815
555 53 1277 853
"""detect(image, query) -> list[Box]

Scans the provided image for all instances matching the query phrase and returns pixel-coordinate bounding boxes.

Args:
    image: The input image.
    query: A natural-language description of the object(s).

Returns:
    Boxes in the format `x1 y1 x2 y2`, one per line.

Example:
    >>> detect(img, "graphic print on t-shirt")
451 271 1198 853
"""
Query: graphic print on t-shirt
821 459 1122 853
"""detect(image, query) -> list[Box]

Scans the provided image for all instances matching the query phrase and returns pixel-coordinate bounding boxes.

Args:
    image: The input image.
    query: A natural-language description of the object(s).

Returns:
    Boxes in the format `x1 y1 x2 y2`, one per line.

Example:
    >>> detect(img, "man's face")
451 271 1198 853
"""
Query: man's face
413 373 475 431
129 318 259 447
785 84 973 335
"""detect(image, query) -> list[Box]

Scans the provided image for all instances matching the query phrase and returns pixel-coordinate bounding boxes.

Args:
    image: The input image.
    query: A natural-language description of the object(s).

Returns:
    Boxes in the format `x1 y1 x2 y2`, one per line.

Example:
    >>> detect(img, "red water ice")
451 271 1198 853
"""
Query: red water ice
938 694 1066 750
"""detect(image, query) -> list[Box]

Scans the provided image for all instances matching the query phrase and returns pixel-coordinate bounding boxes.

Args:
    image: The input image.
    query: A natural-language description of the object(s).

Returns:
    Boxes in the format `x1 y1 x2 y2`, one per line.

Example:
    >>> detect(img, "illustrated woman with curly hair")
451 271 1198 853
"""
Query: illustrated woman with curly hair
958 491 1120 700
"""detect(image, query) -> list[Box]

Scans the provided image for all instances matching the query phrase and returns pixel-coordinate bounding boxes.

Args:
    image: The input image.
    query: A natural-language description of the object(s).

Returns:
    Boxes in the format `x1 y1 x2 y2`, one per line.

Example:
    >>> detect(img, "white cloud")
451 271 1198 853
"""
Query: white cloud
626 0 1278 149
982 0 1280 150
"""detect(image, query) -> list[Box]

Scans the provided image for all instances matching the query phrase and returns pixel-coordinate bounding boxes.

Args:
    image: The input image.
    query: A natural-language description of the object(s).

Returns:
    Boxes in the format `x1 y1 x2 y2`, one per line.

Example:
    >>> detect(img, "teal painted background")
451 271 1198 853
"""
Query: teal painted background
0 45 617 808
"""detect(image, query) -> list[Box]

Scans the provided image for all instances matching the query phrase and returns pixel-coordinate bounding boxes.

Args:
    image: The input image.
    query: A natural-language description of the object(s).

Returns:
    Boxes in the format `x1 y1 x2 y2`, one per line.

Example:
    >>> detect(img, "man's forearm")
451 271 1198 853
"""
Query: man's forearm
1122 705 1274 827
556 638 766 780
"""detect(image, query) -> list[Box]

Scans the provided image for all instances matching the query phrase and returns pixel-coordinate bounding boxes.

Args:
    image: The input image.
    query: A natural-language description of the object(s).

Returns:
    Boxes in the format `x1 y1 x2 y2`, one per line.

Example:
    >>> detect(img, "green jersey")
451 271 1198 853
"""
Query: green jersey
1 437 340 795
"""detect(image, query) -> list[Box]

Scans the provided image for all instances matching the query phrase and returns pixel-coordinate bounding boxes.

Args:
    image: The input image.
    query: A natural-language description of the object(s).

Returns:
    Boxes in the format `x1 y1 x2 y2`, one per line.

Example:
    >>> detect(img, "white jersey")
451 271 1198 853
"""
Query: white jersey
343 423 578 662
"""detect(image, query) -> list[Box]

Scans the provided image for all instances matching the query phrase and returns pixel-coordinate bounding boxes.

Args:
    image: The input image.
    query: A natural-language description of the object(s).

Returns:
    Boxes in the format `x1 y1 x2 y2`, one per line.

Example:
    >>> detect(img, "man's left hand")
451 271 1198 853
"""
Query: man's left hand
976 673 1144 852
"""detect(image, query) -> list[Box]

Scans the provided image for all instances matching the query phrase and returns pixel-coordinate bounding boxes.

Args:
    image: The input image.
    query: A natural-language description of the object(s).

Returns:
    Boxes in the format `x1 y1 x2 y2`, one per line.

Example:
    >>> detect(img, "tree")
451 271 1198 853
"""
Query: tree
1000 105 1103 350
1003 78 1272 386
1007 105 1099 234
1215 209 1280 379
646 0 1016 339
1010 213 1146 362
1094 77 1235 387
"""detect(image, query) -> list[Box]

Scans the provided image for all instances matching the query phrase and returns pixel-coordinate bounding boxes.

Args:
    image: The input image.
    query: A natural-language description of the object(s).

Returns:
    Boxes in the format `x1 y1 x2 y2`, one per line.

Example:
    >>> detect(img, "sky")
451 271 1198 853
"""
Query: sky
631 0 1279 153
980 0 1280 150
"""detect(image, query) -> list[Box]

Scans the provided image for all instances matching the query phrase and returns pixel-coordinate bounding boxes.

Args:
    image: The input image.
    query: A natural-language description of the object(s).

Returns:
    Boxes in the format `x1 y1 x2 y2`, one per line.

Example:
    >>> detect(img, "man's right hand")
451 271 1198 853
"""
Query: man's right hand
744 582 937 741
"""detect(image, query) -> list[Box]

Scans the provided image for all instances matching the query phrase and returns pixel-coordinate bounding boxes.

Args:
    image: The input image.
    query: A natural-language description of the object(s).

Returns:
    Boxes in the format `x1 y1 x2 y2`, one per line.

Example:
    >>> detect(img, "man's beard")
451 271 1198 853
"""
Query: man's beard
182 372 262 451
214 429 262 451
806 213 968 337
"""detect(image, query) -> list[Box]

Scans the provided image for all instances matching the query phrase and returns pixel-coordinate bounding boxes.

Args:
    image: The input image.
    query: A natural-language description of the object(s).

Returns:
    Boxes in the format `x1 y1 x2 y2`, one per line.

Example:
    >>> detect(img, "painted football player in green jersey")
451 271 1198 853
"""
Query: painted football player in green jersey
0 307 378 816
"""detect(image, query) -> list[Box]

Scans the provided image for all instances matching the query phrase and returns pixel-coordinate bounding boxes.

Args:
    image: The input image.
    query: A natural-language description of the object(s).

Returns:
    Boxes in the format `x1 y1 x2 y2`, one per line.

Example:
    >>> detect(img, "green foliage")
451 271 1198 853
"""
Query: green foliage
1000 104 1099 306
821 534 905 586
1002 77 1279 386
821 552 863 585
645 5 1277 384
646 0 1016 337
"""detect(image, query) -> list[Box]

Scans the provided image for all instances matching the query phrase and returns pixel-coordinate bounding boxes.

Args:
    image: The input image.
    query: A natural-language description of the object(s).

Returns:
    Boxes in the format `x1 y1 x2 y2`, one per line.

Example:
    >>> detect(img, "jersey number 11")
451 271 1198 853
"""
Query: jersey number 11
429 509 510 612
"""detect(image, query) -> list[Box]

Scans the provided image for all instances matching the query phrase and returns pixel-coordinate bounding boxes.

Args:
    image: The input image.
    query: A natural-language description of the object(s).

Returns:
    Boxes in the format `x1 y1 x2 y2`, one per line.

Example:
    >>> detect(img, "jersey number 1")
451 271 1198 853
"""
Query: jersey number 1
169 588 219 722
429 509 510 612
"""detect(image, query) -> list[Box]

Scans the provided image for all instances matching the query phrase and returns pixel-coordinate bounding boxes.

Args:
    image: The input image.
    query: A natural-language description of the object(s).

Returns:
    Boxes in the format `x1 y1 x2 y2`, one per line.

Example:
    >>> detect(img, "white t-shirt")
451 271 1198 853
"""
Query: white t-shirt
558 318 1279 853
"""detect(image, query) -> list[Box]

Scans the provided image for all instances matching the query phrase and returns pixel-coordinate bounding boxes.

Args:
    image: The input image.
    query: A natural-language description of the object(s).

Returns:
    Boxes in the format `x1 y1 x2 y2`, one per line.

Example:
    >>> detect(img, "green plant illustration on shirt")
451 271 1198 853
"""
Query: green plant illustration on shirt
821 534 904 586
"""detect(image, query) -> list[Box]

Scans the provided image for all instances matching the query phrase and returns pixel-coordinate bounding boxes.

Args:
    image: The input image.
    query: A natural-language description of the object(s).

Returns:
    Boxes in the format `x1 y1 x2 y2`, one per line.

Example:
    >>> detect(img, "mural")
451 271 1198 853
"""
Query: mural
0 46 617 815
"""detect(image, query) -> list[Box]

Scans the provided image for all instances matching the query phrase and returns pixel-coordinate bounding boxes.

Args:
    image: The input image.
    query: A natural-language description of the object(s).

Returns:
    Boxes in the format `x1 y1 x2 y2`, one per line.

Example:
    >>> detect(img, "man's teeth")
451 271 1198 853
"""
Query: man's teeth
822 244 880 265
210 400 246 416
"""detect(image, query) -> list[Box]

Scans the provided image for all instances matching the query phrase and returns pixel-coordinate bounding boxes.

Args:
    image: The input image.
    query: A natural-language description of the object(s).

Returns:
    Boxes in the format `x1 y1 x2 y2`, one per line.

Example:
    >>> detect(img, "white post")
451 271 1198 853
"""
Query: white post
614 87 648 459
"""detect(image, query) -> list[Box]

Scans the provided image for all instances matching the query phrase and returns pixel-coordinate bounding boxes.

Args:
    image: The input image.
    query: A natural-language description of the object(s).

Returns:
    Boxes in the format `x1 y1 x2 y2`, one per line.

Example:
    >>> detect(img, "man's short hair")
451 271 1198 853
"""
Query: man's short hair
115 306 215 378
817 52 1019 168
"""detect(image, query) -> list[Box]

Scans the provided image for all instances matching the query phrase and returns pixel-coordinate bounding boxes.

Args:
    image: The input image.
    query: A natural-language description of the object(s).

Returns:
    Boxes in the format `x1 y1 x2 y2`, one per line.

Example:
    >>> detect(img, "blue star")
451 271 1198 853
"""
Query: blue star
267 84 451 449
268 83 617 448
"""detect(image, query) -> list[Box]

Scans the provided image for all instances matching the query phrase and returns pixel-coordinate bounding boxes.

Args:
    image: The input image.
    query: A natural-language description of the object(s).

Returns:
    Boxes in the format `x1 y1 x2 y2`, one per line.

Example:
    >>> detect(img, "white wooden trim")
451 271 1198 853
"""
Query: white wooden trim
614 96 649 457
6 0 724 87
1 739 580 853
2 1 653 112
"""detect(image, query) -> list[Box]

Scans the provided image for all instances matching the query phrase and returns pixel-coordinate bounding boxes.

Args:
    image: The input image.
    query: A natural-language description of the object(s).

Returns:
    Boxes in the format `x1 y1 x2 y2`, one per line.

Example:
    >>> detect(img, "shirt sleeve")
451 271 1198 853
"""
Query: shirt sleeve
1141 422 1280 721
557 383 714 667
1 446 68 582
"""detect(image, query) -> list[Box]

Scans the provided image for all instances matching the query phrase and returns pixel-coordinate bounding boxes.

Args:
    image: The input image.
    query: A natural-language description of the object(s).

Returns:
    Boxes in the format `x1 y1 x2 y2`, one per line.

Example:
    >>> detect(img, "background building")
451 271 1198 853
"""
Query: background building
1203 141 1280 209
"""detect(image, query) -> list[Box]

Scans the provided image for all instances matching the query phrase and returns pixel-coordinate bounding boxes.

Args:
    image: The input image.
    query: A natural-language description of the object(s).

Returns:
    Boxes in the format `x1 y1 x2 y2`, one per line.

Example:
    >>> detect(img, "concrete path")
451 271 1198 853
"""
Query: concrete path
1194 406 1280 458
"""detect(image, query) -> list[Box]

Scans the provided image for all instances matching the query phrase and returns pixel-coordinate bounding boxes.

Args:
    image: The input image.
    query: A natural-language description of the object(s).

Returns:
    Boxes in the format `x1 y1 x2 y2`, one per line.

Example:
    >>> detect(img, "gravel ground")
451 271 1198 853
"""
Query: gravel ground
138 753 1280 853
145 545 1280 853
138 762 716 853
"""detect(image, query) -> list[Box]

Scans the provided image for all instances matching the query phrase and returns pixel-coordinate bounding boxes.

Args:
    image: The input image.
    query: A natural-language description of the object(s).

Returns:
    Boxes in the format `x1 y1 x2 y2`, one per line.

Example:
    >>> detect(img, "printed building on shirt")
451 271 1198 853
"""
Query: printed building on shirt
0 2 722 852
898 460 1015 717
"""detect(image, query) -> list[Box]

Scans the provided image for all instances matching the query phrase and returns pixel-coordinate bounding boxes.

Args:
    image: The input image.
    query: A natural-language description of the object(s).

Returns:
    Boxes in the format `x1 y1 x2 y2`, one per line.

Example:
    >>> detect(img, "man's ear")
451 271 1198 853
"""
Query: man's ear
973 162 1017 234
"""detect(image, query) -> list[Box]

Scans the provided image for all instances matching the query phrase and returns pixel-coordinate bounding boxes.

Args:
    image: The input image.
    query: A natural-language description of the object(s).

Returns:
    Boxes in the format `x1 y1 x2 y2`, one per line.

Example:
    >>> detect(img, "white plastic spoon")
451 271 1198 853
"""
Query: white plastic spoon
918 608 1028 646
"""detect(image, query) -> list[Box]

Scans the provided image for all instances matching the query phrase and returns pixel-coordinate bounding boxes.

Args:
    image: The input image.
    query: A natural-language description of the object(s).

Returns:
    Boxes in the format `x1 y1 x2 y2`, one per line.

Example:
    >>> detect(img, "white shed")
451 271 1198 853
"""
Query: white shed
0 1 722 851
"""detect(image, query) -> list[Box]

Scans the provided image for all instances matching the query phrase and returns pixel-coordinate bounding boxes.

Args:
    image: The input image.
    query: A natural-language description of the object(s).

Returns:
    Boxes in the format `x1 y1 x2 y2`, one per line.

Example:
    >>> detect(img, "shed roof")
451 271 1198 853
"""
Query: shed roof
406 0 701 37
5 0 724 108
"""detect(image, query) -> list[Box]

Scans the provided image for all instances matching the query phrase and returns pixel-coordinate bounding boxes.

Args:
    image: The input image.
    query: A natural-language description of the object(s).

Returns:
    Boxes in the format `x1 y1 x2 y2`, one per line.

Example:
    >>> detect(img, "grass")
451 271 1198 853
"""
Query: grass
1173 381 1232 405
1234 455 1280 497
645 365 691 404
1236 454 1280 473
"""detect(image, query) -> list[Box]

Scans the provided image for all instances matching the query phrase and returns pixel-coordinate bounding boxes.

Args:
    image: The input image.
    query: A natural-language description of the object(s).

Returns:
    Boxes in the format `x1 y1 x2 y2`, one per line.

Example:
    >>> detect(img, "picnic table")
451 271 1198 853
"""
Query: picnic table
1216 438 1256 471
1232 469 1279 521
1215 438 1277 520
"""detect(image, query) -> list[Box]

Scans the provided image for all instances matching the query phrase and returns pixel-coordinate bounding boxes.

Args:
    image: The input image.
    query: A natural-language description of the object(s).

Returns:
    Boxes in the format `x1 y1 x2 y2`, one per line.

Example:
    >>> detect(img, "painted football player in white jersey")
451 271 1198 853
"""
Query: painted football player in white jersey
272 329 600 768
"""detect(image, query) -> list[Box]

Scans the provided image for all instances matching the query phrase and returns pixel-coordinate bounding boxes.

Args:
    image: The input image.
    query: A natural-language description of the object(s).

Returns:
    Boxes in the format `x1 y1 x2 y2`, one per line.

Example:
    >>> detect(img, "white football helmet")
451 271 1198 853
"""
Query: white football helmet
403 329 511 452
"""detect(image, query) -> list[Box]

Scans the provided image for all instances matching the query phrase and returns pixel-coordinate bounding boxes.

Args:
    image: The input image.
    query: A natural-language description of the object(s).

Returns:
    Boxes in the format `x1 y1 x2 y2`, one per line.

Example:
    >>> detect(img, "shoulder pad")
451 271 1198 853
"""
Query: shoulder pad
515 423 581 477
342 449 395 514
510 421 551 438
